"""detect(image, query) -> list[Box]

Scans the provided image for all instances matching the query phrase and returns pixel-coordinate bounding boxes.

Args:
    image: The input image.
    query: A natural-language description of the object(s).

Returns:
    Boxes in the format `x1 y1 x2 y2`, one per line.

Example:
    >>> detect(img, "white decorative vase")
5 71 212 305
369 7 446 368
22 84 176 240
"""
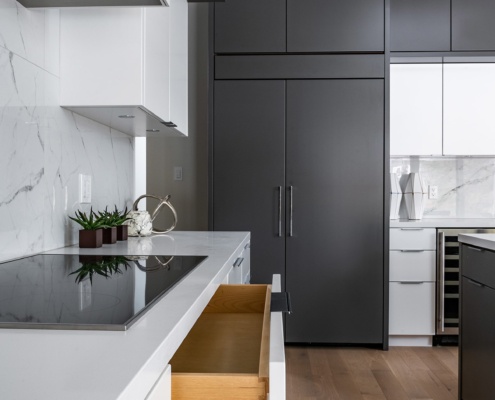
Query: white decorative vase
404 173 427 220
390 173 402 220
127 210 153 237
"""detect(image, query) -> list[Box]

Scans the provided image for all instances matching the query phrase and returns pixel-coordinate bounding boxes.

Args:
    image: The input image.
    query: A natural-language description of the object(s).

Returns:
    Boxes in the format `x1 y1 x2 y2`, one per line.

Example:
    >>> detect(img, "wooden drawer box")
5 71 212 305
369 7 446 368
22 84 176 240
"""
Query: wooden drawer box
170 284 277 400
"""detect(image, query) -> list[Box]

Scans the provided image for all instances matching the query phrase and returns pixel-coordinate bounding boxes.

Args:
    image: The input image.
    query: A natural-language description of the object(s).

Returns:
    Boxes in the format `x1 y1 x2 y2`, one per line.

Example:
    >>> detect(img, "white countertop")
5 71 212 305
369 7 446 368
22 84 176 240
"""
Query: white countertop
459 233 495 252
390 218 495 228
0 231 250 400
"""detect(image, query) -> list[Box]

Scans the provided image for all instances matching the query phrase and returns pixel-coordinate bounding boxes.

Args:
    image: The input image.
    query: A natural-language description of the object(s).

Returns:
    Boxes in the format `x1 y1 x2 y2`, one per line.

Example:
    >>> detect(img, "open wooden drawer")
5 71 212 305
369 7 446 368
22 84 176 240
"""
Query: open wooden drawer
170 276 285 400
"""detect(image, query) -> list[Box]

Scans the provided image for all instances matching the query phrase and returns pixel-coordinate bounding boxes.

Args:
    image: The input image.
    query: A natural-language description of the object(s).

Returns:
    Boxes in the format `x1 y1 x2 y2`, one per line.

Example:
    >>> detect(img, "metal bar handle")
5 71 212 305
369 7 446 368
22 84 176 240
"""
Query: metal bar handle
400 228 424 231
400 250 425 253
466 279 484 288
289 186 294 237
399 281 425 284
438 231 446 333
233 257 244 268
467 246 483 252
278 186 282 237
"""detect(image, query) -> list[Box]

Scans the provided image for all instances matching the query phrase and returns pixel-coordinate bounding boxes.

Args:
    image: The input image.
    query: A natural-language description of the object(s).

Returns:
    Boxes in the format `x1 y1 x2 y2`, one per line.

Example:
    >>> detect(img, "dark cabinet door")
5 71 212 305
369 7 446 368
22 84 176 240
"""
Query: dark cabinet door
214 0 286 53
285 80 385 343
452 0 495 51
461 277 495 399
287 0 384 52
213 80 286 285
391 0 451 51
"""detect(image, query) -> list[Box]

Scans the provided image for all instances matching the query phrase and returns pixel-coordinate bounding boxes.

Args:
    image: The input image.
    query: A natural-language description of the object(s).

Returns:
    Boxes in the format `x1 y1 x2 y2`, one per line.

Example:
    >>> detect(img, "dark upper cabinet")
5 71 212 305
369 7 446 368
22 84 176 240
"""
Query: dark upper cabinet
214 0 286 53
452 0 495 51
287 0 385 52
390 0 451 52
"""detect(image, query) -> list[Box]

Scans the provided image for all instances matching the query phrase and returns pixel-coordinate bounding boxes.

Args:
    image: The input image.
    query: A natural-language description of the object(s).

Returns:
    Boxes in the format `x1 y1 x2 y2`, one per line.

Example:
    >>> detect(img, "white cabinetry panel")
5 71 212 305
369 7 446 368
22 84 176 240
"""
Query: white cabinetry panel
390 64 443 155
444 63 495 155
389 282 436 335
145 364 171 400
390 251 436 282
390 228 436 250
60 1 188 137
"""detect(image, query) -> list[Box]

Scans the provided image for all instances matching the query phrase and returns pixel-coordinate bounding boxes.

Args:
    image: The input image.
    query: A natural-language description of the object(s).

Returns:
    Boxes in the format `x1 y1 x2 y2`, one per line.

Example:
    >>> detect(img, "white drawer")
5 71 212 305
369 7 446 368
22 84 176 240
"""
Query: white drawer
146 364 171 400
389 282 435 335
389 251 436 282
390 228 436 250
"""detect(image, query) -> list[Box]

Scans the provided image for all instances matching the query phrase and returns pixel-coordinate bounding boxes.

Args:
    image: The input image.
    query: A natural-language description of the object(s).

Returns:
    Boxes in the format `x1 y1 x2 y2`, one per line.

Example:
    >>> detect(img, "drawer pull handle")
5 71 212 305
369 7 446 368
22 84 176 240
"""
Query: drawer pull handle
399 281 425 284
467 279 484 288
400 250 425 253
244 243 251 249
467 246 484 252
271 292 292 314
400 228 424 231
233 257 244 267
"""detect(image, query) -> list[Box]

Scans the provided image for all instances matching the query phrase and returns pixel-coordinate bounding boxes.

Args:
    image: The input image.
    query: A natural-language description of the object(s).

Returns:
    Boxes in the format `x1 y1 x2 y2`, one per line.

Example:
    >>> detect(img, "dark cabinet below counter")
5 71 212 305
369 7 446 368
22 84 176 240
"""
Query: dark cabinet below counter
460 244 495 400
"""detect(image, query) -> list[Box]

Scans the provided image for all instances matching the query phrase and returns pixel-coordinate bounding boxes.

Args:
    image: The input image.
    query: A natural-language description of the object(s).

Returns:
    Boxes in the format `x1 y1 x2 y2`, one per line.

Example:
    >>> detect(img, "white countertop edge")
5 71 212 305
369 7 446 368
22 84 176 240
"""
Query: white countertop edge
390 218 495 228
459 233 495 252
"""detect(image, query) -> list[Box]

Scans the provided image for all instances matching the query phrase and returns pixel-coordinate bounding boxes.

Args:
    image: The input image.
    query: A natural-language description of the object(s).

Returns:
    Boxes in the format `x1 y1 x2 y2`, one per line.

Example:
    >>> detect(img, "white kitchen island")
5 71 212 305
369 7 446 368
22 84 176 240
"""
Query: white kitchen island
0 231 251 400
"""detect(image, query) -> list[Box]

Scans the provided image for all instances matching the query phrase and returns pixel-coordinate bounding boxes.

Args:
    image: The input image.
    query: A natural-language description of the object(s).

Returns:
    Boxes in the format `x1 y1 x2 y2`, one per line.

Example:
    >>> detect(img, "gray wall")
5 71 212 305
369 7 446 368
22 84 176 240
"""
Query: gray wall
146 3 209 231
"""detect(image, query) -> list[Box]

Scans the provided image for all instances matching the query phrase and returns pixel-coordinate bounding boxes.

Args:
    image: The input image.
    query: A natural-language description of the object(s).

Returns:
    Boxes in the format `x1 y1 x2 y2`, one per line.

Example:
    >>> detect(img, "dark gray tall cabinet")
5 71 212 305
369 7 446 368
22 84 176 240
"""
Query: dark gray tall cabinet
210 0 388 346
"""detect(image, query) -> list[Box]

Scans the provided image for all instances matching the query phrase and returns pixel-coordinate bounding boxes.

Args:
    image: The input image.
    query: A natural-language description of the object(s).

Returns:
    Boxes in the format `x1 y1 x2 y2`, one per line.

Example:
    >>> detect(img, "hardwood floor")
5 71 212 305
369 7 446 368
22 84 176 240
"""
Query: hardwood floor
286 346 458 400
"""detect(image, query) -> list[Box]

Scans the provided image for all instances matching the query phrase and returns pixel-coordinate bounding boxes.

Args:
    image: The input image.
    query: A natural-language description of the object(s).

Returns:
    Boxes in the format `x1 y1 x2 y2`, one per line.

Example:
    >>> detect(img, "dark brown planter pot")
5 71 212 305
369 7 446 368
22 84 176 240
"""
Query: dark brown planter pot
79 229 103 248
117 224 128 241
102 227 117 244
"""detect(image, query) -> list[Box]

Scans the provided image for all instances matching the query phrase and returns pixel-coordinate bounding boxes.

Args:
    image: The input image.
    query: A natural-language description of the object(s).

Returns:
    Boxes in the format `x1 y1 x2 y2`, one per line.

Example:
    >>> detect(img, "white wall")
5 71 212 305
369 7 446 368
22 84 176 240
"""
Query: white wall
146 3 208 231
0 1 134 262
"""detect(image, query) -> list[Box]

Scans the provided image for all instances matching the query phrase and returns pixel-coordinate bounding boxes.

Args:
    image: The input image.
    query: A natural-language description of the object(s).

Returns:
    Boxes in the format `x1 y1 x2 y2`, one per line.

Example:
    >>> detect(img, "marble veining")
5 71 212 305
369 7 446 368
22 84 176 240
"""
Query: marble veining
391 157 495 219
0 2 134 262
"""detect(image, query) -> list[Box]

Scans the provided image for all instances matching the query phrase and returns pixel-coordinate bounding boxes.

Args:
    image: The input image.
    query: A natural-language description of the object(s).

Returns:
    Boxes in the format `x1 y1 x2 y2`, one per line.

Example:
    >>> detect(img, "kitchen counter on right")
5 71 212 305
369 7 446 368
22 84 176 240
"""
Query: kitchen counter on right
391 218 495 228
458 233 495 400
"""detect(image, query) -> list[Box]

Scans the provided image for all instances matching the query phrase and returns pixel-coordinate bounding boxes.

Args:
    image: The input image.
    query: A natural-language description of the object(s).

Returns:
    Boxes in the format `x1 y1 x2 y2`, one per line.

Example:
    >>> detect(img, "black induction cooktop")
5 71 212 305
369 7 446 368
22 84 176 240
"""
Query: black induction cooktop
0 254 207 331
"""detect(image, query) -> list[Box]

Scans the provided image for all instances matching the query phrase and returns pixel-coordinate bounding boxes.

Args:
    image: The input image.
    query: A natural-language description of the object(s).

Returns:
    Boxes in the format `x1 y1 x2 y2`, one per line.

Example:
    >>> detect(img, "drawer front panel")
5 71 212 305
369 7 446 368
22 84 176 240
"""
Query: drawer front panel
389 282 435 335
390 228 436 250
390 251 436 282
269 274 286 400
461 244 495 289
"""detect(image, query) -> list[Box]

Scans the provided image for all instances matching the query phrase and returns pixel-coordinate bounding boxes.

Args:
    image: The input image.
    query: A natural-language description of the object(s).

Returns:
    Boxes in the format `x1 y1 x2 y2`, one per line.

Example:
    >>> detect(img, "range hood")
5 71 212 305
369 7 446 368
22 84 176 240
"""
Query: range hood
17 0 168 7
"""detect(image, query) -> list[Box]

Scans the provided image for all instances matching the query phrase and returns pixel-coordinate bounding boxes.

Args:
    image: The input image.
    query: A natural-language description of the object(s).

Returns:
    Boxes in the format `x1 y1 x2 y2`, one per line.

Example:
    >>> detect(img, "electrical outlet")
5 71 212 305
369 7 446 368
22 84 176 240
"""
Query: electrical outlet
79 174 92 203
174 167 183 181
428 185 438 200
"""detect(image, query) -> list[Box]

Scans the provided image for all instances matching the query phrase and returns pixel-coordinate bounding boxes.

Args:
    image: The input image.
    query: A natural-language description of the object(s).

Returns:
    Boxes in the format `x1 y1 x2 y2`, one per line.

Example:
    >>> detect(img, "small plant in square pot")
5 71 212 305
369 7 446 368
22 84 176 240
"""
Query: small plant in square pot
69 209 105 248
97 208 119 245
112 206 131 241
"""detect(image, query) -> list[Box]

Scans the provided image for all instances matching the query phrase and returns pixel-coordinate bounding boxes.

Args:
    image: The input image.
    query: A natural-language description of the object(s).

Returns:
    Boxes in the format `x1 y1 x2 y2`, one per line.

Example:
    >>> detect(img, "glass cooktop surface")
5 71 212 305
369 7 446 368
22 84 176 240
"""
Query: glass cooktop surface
0 254 207 331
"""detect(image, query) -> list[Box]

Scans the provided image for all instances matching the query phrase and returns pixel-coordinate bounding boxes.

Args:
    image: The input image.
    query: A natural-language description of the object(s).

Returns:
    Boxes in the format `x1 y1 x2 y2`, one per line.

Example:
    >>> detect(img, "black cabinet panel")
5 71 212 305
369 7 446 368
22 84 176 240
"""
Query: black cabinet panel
214 0 286 53
213 81 286 285
452 0 495 51
287 0 385 52
215 55 385 80
285 80 385 344
391 0 451 52
461 277 495 399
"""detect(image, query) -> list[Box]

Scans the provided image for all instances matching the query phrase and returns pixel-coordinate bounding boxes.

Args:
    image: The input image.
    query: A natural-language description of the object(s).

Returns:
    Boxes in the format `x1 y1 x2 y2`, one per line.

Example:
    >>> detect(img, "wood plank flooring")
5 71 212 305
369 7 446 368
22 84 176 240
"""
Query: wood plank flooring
286 346 458 400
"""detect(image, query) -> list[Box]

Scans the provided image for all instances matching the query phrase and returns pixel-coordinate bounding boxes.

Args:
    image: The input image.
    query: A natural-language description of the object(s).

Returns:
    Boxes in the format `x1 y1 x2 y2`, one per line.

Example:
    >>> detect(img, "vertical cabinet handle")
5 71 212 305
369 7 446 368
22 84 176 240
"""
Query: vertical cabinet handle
278 186 282 237
289 186 294 237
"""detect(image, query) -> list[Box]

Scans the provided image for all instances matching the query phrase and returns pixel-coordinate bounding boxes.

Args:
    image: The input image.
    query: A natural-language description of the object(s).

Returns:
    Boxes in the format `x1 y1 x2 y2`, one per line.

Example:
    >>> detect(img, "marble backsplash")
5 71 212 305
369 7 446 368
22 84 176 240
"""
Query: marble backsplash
391 157 495 219
0 1 134 262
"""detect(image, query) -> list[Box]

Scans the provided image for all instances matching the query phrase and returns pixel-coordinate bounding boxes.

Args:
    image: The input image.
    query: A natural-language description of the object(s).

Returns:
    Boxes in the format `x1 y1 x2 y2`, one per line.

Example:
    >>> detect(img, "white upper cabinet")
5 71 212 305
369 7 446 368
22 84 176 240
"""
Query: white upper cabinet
60 1 188 137
390 64 443 156
443 63 495 155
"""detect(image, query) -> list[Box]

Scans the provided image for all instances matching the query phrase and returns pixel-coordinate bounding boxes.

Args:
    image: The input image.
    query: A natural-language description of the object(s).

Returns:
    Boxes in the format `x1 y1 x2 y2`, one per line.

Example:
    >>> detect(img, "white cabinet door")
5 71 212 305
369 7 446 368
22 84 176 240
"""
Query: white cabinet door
390 228 437 250
390 64 443 155
60 1 188 137
444 63 495 155
145 364 171 400
389 282 436 335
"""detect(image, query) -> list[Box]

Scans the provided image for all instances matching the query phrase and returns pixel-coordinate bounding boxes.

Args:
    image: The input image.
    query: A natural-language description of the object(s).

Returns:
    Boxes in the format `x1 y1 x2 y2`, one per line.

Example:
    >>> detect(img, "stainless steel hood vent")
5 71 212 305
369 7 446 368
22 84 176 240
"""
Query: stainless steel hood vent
17 0 168 7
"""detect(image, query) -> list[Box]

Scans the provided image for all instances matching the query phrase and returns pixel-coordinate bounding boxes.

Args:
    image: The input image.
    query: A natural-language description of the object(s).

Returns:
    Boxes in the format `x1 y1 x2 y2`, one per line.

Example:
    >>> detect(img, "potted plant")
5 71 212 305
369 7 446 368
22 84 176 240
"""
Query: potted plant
69 208 106 248
113 206 131 241
97 208 119 245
